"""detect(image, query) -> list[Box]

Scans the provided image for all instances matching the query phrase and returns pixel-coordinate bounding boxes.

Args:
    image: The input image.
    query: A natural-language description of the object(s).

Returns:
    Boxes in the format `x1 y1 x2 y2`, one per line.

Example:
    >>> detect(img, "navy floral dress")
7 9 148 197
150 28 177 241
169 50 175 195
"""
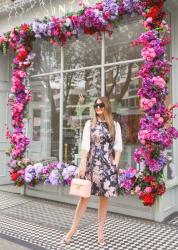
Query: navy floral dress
85 121 119 197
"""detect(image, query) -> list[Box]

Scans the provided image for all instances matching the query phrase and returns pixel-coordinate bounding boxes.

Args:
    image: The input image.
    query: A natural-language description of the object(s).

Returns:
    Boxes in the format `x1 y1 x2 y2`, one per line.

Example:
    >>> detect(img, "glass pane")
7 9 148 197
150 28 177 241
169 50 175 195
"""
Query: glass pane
64 35 101 70
32 109 41 141
105 16 144 63
30 40 61 75
32 91 42 102
63 69 101 163
28 74 60 161
105 62 143 169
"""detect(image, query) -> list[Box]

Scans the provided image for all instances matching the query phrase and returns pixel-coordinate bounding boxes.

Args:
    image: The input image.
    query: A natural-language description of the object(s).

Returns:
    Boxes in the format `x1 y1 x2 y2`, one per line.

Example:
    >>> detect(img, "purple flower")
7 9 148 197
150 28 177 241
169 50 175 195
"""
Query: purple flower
122 0 139 14
49 169 60 185
145 154 167 172
31 19 48 38
103 0 118 15
34 163 44 177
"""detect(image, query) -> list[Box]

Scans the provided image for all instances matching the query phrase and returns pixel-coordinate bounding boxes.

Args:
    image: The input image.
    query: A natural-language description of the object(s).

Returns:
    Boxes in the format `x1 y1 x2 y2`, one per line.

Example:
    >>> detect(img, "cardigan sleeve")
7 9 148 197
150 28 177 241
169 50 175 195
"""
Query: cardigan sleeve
113 121 123 152
81 120 91 152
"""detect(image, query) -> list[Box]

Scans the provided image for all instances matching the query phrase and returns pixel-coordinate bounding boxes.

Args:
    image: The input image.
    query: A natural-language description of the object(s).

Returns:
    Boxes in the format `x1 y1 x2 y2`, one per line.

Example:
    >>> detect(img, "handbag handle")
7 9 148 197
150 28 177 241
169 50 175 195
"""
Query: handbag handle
76 172 87 179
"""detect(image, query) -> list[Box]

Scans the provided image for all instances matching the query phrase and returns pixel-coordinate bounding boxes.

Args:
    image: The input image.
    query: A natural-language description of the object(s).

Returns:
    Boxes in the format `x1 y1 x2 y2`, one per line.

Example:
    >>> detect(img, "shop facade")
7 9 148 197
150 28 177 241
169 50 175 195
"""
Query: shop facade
0 0 178 222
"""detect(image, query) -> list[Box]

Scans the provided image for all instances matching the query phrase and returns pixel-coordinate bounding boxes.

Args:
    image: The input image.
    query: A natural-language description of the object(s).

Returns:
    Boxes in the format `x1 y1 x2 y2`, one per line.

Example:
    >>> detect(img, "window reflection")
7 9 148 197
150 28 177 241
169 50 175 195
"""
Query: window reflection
105 62 143 169
63 69 101 163
64 35 101 70
32 109 41 141
105 16 144 63
31 40 61 75
32 91 42 102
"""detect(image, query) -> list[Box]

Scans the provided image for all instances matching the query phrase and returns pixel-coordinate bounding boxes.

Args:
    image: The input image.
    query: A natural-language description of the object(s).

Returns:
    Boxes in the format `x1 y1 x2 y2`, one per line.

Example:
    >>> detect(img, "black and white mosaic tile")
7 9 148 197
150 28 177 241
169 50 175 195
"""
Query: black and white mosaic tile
0 191 30 210
2 200 97 230
0 191 178 250
164 212 178 228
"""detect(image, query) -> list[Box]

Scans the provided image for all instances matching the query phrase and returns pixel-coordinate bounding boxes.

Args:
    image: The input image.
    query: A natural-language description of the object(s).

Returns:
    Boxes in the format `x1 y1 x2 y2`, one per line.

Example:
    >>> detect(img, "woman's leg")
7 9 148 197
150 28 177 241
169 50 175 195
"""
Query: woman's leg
65 196 90 239
98 196 108 241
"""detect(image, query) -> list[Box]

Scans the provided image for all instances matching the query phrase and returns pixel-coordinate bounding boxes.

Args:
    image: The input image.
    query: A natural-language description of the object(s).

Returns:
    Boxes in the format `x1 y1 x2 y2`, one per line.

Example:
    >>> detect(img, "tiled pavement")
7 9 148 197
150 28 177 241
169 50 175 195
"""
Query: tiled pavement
0 191 178 250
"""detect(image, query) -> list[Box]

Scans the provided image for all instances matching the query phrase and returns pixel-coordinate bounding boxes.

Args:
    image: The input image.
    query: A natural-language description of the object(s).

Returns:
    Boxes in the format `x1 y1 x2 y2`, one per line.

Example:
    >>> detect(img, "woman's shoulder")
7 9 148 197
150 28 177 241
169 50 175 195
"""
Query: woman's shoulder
84 119 91 127
113 120 121 127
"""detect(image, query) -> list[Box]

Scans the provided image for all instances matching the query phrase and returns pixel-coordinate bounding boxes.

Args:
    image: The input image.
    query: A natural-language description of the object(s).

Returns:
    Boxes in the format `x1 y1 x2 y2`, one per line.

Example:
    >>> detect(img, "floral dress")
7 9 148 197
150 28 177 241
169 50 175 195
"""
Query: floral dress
85 121 119 197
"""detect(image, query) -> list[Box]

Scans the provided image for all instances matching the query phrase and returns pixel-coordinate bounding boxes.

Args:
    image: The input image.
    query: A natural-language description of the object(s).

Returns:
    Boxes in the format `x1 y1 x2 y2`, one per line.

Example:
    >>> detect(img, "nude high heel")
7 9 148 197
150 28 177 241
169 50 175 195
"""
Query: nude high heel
98 238 106 246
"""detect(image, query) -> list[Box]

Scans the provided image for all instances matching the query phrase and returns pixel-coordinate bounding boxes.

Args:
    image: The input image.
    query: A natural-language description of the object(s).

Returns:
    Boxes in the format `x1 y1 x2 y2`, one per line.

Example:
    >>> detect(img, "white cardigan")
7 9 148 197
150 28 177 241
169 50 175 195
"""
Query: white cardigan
81 120 123 152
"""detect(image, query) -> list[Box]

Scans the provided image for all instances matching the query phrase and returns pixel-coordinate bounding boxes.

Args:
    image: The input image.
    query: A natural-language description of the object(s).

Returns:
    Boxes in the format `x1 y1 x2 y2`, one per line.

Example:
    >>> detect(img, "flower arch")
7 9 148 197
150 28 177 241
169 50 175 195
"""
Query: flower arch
1 0 178 206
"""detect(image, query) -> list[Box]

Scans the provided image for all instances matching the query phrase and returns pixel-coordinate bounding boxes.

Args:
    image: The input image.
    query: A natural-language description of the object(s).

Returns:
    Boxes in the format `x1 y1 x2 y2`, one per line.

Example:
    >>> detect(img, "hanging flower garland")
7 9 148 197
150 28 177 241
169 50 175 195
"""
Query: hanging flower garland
0 0 178 206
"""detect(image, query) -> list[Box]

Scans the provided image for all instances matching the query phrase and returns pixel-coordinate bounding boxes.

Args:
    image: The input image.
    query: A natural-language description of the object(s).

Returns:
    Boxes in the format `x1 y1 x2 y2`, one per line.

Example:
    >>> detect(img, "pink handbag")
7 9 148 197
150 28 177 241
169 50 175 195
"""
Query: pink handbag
70 177 91 198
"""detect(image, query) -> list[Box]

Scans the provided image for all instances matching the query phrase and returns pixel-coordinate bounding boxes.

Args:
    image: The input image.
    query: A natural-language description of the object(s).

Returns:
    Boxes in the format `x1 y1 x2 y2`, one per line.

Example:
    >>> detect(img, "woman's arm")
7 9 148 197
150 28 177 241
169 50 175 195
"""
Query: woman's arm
78 149 89 176
113 150 122 168
113 121 123 169
78 120 90 176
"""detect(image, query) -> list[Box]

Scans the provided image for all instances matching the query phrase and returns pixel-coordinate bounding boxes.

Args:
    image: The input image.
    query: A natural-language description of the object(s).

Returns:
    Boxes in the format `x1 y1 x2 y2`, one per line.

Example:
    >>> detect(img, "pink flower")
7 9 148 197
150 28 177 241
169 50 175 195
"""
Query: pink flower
152 76 166 89
140 97 157 111
66 32 72 37
141 47 156 61
143 17 153 28
135 186 141 193
145 186 152 193
154 114 164 126
96 3 103 11
104 11 110 18
0 36 5 43
17 169 25 175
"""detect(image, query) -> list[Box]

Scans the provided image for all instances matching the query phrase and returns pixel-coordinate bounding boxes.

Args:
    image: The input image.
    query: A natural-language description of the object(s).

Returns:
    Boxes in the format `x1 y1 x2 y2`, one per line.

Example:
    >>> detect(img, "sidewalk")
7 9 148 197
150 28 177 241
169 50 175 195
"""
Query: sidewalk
0 190 177 250
0 237 31 250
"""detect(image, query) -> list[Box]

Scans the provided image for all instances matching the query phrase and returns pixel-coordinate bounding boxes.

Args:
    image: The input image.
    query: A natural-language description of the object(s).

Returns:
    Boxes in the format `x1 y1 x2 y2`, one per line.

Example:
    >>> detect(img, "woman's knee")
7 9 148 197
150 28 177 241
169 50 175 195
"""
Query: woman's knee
80 197 90 203
99 196 108 204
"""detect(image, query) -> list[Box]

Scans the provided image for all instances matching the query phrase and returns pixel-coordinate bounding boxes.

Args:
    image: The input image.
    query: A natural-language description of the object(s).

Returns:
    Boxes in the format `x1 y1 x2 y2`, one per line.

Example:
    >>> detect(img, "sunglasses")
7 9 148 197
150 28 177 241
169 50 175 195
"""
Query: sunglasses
94 103 105 109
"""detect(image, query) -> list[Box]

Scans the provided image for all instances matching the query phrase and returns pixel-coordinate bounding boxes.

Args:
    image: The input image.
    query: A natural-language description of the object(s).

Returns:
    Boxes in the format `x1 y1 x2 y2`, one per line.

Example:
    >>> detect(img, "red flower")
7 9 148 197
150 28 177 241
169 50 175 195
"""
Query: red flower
145 0 164 9
84 27 96 35
151 181 158 190
157 183 166 195
10 172 20 181
61 33 67 43
146 6 160 19
21 24 30 31
144 176 155 183
16 48 28 62
140 193 156 206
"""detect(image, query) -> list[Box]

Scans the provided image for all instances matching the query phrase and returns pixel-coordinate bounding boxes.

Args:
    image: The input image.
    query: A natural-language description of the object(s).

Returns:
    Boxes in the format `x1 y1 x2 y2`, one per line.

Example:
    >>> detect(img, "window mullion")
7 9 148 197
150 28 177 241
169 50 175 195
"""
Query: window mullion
59 47 64 162
101 33 105 96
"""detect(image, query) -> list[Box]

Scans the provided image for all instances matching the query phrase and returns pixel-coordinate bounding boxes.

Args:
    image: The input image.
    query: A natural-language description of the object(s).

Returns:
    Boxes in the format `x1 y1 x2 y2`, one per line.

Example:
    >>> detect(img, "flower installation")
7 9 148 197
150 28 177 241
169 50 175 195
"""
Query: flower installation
117 167 166 206
24 161 77 187
0 0 178 206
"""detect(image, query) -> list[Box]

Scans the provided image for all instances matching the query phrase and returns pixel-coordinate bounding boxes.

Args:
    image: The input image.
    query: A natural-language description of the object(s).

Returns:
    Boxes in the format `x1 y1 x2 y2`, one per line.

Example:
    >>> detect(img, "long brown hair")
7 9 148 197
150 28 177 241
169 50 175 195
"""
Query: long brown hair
92 97 115 141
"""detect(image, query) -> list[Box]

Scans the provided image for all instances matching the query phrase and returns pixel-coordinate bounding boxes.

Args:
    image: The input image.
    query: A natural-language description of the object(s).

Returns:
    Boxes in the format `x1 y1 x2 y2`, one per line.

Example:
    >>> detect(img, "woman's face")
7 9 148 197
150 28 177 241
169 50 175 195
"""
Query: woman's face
94 99 105 116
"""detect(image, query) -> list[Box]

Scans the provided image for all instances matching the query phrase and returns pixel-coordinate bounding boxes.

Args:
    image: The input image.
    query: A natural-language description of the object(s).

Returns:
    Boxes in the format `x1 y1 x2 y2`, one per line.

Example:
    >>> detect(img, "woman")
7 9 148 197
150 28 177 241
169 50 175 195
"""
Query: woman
63 97 123 246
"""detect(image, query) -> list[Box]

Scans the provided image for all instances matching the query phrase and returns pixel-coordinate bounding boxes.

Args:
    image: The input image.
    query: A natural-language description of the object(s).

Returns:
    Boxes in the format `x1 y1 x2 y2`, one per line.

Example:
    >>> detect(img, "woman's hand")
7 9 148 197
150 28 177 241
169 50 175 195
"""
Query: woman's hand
112 159 118 168
77 149 88 177
78 163 86 177
112 159 119 174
